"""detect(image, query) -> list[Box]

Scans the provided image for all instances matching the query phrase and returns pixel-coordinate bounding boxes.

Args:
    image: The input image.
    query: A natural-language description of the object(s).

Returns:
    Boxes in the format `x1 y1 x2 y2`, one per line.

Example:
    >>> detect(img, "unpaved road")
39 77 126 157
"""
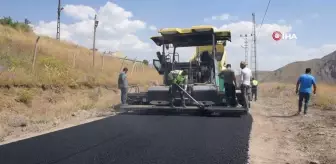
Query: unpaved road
0 90 335 164
248 94 336 164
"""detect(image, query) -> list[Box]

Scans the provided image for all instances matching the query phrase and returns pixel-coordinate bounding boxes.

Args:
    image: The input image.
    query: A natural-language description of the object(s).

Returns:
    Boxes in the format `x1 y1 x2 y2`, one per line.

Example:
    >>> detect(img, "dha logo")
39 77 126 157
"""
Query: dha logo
272 31 297 41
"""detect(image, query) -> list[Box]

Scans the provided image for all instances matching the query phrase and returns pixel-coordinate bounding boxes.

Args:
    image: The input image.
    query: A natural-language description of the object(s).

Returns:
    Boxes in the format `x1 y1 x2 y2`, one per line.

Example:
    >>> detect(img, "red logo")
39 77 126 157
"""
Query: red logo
272 31 282 41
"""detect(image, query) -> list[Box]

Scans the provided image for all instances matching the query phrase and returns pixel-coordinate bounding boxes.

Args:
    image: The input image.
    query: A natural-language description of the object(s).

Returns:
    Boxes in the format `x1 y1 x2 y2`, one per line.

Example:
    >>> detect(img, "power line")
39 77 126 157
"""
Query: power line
252 0 272 79
259 0 272 28
256 0 272 38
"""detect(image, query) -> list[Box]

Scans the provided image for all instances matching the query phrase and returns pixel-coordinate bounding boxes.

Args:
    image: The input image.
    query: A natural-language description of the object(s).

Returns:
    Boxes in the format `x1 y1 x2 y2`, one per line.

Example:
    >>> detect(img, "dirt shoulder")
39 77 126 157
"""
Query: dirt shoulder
0 86 123 145
0 85 151 145
248 84 336 164
1 83 335 164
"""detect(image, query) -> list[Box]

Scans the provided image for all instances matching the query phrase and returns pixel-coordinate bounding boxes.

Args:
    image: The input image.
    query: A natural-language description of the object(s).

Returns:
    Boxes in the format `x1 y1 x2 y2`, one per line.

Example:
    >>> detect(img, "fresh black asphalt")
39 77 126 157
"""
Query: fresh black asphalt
0 111 253 164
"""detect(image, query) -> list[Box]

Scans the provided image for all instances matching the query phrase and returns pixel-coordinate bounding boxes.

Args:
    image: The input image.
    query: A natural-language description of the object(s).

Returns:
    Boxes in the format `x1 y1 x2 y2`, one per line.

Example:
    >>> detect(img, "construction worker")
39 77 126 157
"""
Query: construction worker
168 69 188 108
239 61 252 109
295 68 317 115
218 64 237 106
118 67 128 105
251 77 258 101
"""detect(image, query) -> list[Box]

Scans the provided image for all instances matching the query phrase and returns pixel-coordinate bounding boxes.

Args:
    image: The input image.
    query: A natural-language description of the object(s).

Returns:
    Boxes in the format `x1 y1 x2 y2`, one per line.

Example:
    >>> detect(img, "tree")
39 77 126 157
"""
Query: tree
0 16 13 25
24 18 31 25
142 59 149 65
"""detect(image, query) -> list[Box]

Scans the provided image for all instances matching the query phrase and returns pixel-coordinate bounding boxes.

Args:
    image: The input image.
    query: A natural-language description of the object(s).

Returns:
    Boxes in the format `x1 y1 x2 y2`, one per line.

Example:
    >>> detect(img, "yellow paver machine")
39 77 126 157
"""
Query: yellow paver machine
120 25 250 116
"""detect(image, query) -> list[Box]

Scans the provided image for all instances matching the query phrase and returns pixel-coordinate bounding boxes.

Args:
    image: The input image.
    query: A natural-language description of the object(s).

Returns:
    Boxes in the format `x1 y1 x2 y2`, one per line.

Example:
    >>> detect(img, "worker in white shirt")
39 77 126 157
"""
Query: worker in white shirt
239 61 252 108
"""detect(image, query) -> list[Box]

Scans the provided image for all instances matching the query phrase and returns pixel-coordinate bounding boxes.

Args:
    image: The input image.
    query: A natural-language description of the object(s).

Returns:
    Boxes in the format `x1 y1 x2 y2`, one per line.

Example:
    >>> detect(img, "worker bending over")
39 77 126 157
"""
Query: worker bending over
240 61 252 109
251 77 258 101
168 70 188 108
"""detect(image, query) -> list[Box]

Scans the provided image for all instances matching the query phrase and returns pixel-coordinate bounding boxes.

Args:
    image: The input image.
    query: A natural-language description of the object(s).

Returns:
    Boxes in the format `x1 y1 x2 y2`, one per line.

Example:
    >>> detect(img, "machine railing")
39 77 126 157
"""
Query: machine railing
128 85 140 93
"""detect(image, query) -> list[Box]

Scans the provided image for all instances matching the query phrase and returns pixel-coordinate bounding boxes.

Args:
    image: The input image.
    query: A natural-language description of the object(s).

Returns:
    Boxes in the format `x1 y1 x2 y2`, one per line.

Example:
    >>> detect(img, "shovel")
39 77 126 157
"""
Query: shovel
175 84 205 109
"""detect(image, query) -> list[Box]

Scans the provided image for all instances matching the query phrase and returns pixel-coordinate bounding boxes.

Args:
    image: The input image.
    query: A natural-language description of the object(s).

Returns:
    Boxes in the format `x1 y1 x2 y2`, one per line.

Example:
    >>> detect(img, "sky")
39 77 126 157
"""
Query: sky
1 0 336 71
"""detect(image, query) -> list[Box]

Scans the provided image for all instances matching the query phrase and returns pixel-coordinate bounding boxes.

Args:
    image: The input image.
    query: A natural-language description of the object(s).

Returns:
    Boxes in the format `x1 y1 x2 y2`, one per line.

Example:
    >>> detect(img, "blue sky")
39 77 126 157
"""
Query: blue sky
1 0 335 46
1 0 336 70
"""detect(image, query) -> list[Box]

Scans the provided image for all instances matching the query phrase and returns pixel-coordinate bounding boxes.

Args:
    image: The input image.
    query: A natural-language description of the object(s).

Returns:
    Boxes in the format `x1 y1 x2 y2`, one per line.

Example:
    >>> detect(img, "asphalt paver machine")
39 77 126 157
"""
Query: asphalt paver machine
120 25 250 115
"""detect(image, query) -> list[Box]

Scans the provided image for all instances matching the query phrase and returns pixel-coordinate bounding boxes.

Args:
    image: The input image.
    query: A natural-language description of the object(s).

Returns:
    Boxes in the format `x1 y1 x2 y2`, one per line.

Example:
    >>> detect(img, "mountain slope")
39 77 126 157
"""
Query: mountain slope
261 51 336 84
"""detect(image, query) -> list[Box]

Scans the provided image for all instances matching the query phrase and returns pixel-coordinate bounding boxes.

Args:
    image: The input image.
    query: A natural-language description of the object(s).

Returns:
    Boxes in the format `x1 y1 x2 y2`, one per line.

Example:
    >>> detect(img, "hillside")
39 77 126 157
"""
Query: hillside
0 25 160 88
235 71 271 84
0 21 161 142
252 71 272 81
260 50 336 84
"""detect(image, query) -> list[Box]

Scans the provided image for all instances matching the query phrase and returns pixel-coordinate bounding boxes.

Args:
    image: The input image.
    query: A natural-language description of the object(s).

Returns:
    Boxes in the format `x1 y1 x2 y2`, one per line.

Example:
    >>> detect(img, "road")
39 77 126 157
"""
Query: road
0 112 253 164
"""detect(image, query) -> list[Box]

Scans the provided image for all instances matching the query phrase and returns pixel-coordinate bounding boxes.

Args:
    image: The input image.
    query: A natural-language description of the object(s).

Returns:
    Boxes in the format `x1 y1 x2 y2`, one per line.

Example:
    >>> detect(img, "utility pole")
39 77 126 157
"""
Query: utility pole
92 14 99 67
240 34 251 64
251 13 258 80
56 0 63 40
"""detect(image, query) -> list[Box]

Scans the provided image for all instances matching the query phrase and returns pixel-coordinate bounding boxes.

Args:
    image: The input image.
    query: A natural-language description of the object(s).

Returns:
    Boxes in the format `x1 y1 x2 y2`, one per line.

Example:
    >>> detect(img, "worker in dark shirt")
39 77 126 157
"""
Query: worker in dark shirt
118 67 128 105
218 64 237 106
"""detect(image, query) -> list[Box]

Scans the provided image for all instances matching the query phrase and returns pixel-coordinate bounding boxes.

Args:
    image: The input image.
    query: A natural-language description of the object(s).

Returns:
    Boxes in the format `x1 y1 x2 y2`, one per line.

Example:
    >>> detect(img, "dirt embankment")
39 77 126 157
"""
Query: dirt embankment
0 86 116 143
0 23 162 144
249 83 336 164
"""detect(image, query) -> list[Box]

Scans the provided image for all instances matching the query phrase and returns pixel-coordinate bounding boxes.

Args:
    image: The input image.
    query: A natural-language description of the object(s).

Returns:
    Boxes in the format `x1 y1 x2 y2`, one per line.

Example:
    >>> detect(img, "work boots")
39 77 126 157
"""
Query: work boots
181 101 187 108
170 98 187 108
170 98 175 108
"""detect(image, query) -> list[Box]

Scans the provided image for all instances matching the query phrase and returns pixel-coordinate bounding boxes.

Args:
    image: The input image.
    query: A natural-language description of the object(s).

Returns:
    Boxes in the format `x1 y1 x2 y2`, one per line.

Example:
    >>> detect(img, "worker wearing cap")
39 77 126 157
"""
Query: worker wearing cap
168 69 188 108
251 77 258 101
240 61 252 108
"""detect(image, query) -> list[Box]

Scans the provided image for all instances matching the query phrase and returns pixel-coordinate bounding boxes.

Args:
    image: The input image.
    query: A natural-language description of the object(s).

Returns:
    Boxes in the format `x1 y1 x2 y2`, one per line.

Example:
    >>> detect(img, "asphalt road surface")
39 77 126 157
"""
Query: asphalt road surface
0 112 253 164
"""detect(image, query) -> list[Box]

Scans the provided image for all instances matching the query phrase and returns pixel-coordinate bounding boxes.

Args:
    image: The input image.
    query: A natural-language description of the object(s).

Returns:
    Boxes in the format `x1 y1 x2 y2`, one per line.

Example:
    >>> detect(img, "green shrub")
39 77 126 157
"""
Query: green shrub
16 89 34 106
0 16 32 32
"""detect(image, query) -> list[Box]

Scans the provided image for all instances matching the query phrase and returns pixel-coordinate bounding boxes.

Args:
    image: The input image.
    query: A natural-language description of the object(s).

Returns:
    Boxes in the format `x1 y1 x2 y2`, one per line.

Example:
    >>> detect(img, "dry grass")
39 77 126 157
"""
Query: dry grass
0 87 121 142
0 24 161 88
260 82 336 111
0 24 162 142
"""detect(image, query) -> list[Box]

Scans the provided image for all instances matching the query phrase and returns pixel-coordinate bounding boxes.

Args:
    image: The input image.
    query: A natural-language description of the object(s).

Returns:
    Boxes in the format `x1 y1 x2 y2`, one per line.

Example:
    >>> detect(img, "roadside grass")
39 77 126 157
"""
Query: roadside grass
260 82 336 111
0 24 161 88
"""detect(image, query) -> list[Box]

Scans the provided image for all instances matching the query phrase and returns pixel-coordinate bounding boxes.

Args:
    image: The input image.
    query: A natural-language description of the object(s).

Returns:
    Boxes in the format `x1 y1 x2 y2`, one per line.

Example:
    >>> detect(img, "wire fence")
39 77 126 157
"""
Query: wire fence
28 37 151 75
